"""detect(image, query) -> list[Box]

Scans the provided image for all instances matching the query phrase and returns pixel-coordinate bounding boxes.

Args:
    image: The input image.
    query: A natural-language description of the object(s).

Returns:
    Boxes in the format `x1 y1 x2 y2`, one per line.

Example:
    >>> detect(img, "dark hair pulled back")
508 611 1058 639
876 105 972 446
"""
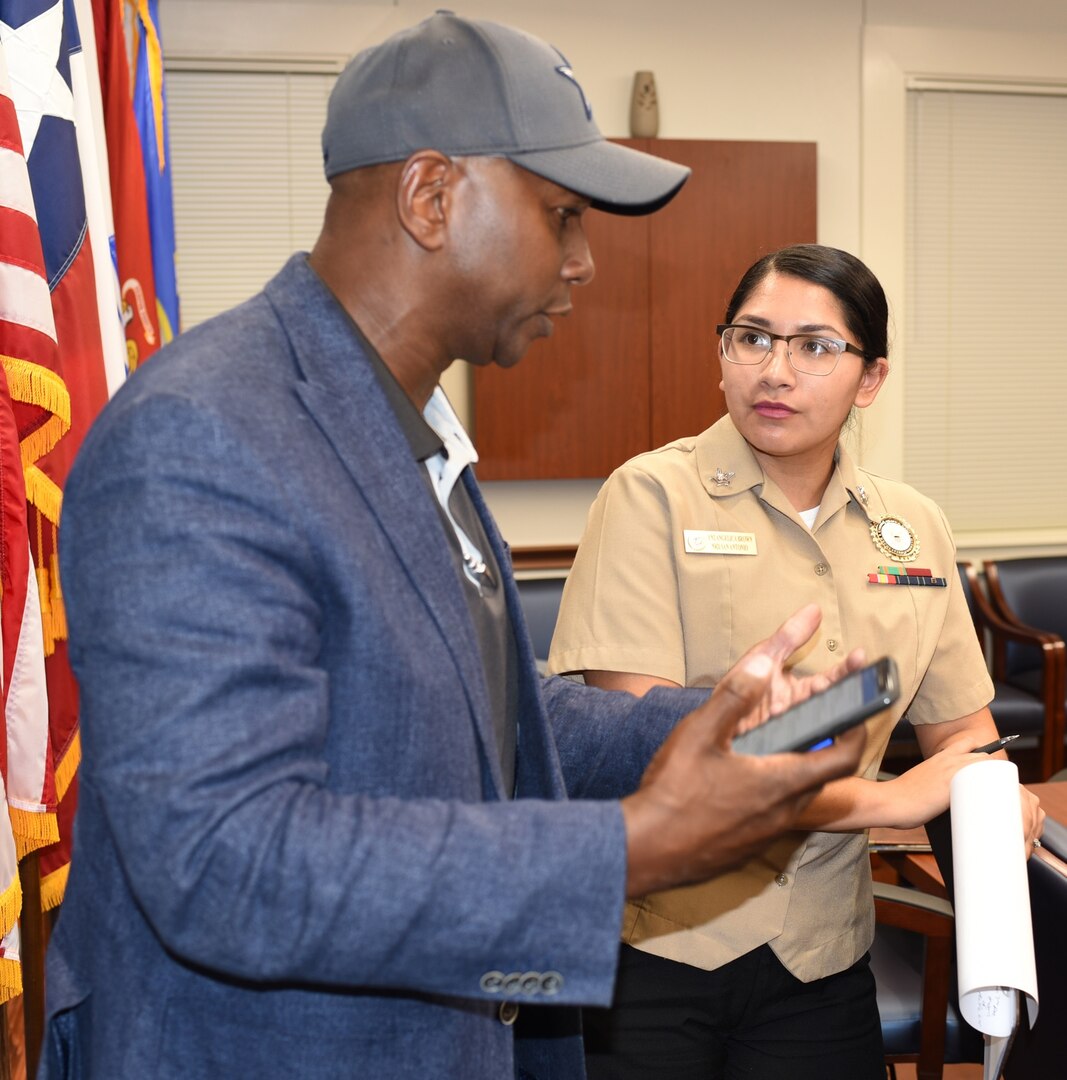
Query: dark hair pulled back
724 244 888 362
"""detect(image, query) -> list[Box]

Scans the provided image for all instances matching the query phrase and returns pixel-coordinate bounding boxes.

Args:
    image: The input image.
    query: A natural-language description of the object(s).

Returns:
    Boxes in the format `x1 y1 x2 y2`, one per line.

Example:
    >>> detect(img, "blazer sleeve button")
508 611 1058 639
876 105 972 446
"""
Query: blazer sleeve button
479 971 504 993
540 971 563 996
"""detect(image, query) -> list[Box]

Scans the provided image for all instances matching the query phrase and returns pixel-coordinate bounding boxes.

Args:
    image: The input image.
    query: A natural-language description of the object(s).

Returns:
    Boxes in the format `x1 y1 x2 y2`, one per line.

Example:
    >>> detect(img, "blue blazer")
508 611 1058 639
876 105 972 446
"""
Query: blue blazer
42 256 705 1079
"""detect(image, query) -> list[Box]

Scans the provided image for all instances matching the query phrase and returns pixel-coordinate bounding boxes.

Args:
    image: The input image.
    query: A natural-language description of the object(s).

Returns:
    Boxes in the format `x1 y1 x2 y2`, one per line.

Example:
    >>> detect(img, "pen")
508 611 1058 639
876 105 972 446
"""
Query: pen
971 734 1020 754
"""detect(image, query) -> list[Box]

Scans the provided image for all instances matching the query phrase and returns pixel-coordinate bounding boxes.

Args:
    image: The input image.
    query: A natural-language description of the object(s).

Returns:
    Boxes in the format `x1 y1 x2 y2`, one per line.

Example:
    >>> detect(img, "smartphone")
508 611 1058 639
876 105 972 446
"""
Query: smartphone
732 656 899 755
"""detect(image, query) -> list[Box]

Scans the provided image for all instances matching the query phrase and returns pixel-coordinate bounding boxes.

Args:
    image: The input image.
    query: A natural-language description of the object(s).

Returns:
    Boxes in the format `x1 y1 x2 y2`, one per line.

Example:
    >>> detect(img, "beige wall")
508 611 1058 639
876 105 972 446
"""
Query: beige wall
161 0 1067 556
860 9 1067 560
163 0 863 258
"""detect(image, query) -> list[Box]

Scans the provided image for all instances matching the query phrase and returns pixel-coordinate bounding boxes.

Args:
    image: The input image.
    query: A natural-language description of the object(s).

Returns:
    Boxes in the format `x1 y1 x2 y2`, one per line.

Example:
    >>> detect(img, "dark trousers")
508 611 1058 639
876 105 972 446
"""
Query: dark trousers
584 943 885 1080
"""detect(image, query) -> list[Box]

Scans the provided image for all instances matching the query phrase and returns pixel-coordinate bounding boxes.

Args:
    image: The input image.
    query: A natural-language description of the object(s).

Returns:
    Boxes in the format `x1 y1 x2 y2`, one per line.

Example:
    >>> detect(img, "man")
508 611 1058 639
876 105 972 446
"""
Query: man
42 13 865 1079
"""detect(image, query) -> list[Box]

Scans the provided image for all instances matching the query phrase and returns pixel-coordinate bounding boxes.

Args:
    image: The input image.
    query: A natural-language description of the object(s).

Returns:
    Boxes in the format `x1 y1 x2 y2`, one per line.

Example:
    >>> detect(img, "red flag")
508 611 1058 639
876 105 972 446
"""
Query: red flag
0 364 54 998
0 366 54 853
0 50 58 998
0 31 60 826
2 0 120 910
93 0 158 370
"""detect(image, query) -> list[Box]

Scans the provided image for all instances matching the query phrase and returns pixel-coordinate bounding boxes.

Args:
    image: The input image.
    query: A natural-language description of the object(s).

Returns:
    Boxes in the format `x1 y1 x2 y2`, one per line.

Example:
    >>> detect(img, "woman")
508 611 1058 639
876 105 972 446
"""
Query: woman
547 245 1042 1079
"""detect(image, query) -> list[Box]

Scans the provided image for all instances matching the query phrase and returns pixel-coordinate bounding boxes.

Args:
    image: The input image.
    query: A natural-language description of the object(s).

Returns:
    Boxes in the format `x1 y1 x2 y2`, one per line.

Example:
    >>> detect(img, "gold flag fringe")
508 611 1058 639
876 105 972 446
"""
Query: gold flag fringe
0 357 71 428
0 875 23 1000
53 731 80 804
0 356 71 474
9 808 59 862
0 957 22 1003
40 861 68 913
24 465 63 529
35 566 55 658
0 872 21 942
30 499 68 657
49 552 66 643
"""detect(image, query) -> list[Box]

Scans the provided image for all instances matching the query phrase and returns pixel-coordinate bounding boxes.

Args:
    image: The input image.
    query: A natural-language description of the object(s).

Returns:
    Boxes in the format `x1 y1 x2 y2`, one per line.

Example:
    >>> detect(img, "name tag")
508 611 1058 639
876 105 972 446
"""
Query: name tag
684 530 758 556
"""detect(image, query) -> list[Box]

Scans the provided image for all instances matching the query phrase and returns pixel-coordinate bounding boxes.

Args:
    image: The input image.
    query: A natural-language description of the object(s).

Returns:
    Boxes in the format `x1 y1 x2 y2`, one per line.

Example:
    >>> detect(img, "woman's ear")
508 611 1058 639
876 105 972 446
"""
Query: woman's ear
854 357 889 409
396 150 454 251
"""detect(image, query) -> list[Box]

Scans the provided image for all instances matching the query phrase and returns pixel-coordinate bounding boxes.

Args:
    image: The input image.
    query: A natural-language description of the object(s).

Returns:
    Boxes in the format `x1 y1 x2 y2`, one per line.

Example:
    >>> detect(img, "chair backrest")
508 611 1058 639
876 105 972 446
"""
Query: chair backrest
514 576 567 662
960 559 1066 778
1004 851 1067 1078
957 561 979 629
957 559 1006 648
886 562 986 752
985 557 1067 678
871 880 981 1075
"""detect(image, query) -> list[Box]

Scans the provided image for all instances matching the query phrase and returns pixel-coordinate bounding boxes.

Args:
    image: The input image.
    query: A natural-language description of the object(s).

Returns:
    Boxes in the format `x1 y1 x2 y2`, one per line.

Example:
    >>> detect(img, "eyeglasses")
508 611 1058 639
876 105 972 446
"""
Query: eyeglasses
716 323 867 377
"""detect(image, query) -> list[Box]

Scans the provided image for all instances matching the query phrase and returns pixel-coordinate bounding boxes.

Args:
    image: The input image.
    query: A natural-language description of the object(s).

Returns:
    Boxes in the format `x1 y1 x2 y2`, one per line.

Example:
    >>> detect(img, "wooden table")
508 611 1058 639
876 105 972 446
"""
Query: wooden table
870 781 1067 898
1028 781 1067 830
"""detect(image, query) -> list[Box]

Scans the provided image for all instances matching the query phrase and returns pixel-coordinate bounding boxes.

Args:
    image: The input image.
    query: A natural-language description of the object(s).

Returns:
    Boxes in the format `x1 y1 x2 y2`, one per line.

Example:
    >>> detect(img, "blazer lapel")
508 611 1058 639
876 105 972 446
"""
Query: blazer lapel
263 259 504 797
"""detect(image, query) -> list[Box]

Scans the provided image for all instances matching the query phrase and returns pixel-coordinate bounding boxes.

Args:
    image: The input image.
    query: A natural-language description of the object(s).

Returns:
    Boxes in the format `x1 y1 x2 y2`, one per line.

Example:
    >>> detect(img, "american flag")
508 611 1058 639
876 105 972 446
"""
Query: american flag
0 36 57 1000
1 0 123 918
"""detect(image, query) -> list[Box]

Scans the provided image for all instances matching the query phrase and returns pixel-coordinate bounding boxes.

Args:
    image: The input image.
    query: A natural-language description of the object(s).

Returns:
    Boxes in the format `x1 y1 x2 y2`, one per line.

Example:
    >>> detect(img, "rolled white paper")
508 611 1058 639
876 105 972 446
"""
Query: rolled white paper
950 758 1038 1045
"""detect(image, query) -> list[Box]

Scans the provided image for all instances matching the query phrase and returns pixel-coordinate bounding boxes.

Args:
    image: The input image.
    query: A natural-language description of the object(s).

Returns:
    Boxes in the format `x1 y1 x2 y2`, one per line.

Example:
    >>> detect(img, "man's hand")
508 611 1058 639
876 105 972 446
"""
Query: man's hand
621 604 867 897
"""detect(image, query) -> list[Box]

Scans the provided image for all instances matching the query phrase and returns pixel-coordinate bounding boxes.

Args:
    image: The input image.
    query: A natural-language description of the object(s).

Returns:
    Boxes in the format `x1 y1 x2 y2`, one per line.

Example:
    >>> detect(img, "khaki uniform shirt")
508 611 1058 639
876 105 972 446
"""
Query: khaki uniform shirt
547 415 993 982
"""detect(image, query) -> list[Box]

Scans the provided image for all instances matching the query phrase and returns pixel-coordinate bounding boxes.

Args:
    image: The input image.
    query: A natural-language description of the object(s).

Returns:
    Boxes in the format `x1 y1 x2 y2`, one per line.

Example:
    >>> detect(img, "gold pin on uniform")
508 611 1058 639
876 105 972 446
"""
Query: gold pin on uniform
870 515 920 563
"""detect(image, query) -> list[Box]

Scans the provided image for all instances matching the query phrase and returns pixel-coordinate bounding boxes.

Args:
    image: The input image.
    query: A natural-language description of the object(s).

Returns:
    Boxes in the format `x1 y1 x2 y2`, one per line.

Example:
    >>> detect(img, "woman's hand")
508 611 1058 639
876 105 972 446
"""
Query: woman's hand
1019 785 1045 858
794 745 982 832
916 713 1045 852
876 745 983 829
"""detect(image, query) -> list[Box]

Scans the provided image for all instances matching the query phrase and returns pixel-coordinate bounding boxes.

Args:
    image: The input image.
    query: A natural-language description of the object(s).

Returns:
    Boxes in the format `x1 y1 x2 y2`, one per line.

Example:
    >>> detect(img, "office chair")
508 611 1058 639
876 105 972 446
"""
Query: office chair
874 882 951 1077
872 879 980 1080
1003 848 1067 1077
884 562 1053 775
513 575 568 666
957 561 1061 781
982 557 1067 778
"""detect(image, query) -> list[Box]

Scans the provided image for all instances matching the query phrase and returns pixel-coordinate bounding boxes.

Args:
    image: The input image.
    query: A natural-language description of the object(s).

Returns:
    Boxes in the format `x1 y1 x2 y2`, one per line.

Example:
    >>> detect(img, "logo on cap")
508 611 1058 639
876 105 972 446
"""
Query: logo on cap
554 50 593 121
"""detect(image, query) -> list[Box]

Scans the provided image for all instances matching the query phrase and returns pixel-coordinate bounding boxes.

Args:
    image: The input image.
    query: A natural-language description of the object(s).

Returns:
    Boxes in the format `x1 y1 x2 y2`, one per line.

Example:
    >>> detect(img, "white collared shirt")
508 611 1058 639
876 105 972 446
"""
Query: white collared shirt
422 388 489 588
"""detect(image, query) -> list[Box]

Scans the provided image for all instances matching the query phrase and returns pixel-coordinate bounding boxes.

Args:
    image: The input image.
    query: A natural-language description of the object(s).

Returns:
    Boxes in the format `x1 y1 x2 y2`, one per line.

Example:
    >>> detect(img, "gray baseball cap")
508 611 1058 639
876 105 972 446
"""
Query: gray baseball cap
322 11 690 215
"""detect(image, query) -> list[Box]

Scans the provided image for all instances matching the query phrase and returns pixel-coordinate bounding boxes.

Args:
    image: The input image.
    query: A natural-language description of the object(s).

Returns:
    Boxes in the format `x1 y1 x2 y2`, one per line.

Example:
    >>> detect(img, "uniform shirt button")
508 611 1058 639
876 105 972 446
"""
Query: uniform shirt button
499 1001 520 1026
826 639 839 652
814 562 829 576
775 873 789 887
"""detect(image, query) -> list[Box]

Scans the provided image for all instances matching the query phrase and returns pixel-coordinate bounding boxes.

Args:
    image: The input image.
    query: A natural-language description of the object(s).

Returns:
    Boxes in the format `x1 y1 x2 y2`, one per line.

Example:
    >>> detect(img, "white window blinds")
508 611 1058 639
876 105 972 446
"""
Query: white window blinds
905 88 1067 536
167 68 337 329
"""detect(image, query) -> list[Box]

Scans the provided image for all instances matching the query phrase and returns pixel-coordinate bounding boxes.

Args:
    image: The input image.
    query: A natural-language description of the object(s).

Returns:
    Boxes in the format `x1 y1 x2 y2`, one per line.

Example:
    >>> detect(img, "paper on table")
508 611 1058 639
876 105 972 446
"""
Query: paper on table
950 758 1038 1079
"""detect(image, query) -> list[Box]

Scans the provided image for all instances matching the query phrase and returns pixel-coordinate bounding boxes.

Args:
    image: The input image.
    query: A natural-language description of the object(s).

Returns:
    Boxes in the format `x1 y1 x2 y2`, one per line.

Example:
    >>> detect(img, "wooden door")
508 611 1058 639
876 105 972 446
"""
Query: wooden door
648 139 816 447
471 138 816 479
470 204 650 480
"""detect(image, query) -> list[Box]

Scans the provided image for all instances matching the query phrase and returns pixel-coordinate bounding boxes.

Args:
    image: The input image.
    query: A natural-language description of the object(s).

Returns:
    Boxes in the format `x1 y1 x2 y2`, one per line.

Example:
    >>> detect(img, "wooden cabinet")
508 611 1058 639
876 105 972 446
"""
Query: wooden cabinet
471 138 817 479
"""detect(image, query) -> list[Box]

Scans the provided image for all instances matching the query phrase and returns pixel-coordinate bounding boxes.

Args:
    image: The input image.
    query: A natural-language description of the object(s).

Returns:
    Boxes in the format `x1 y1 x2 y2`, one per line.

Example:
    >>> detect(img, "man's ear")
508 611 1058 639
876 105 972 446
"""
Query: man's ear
396 151 455 251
